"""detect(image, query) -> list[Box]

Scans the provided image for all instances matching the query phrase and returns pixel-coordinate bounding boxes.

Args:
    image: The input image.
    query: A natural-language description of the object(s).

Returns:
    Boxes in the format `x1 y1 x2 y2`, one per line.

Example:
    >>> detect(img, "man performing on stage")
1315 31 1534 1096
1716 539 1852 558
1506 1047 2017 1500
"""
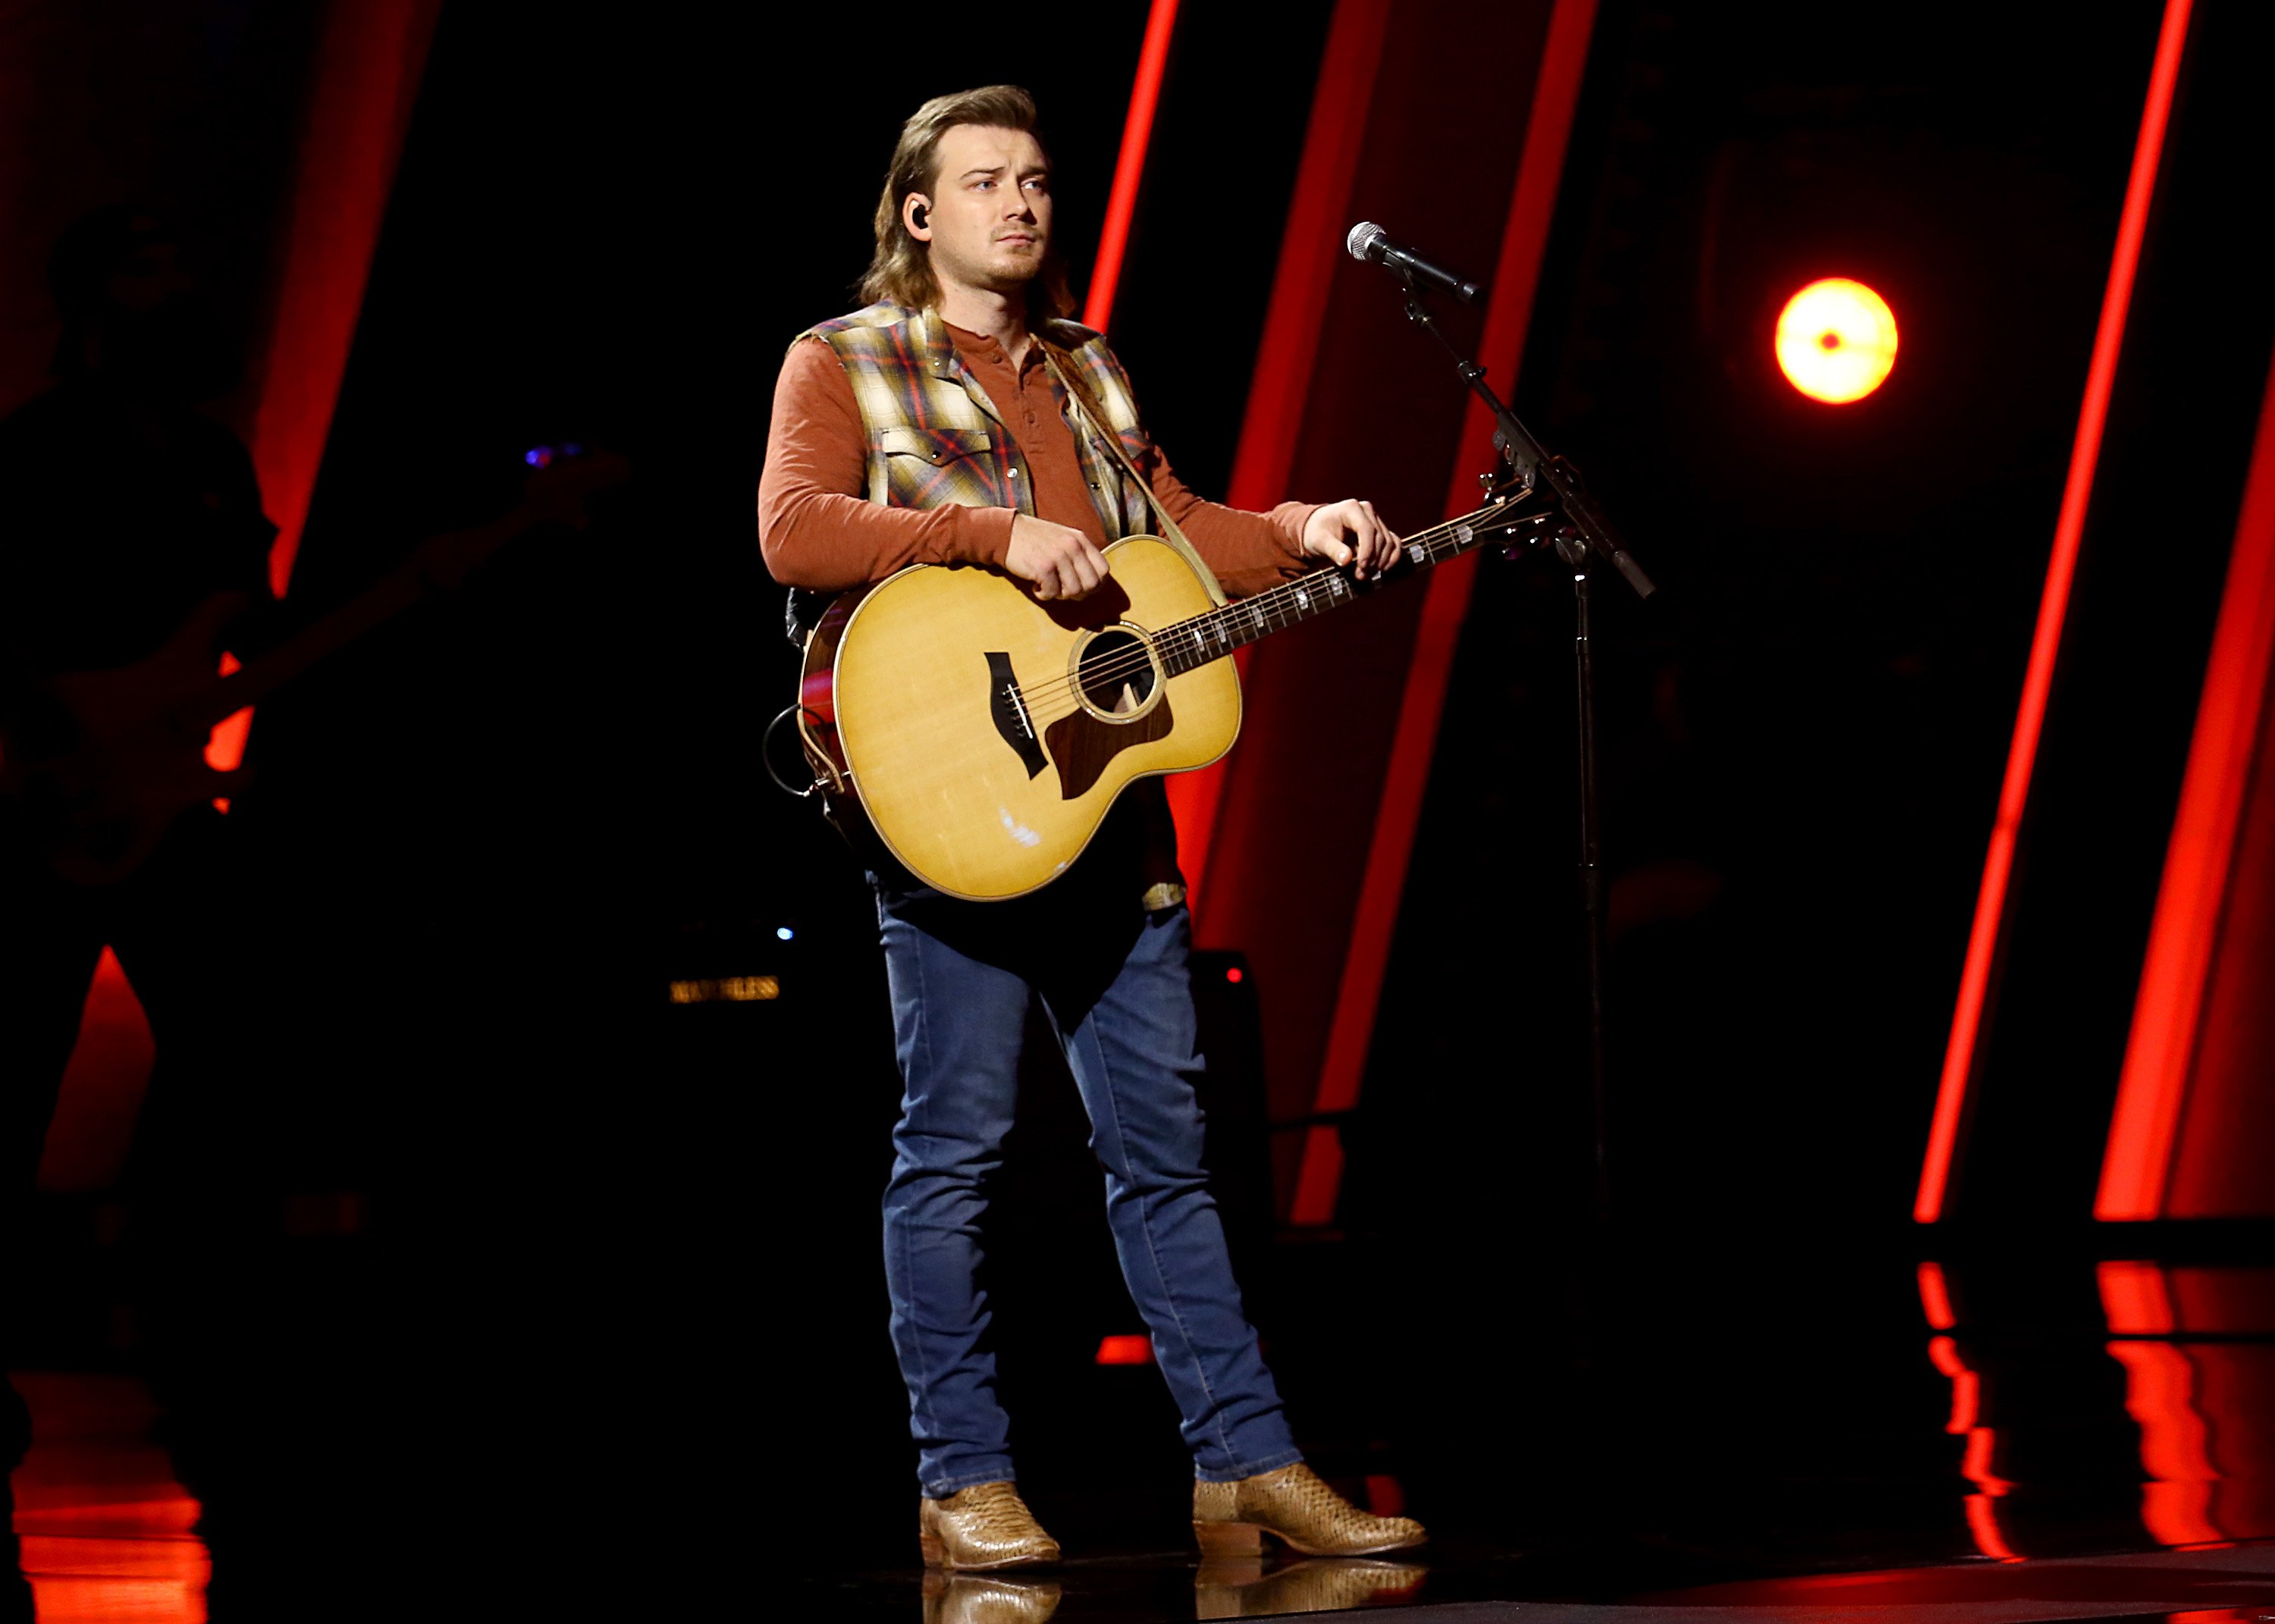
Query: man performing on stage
758 84 1425 1571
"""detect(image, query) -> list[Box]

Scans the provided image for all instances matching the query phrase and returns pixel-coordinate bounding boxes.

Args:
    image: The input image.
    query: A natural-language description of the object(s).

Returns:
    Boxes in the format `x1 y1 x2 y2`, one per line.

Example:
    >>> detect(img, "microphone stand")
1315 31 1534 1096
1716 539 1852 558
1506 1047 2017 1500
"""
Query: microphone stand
1395 270 1656 1224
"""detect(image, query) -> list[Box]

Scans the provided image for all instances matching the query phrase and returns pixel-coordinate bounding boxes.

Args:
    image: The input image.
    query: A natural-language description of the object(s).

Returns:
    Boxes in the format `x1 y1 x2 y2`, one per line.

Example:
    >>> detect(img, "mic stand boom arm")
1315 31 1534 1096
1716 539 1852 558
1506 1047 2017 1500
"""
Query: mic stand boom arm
1396 274 1655 600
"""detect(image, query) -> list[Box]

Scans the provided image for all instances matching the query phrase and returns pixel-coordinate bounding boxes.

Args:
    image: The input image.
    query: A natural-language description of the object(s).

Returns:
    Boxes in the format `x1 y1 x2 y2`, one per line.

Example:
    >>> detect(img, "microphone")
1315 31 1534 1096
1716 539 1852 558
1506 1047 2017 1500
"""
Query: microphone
1345 222 1486 306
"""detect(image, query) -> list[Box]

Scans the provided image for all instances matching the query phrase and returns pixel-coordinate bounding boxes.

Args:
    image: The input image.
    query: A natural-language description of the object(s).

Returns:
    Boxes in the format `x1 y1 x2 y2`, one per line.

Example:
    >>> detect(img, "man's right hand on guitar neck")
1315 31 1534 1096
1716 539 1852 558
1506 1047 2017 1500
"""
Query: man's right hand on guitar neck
1005 514 1109 601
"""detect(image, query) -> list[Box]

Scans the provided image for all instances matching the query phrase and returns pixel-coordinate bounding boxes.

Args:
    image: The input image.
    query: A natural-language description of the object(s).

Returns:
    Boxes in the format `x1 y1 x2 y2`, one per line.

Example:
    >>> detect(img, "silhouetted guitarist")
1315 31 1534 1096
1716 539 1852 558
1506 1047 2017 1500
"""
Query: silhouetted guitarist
0 207 274 1459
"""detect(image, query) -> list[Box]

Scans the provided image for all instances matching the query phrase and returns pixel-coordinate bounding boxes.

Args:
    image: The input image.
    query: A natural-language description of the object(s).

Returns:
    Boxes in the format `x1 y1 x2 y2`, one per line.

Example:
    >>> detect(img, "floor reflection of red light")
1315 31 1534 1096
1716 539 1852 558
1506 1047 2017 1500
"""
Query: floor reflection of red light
1926 1337 1981 1434
1918 1261 1958 1331
2098 1262 2275 1549
1960 1429 2017 1500
2106 1338 2223 1546
1917 1263 2019 1560
1963 1494 2020 1563
1635 1544 2275 1607
8 1371 210 1622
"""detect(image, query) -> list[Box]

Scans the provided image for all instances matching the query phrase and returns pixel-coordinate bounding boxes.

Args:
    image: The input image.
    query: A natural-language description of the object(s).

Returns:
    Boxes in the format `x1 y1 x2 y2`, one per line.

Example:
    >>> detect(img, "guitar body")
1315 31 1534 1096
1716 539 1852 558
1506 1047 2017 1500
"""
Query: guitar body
826 535 1240 901
1 591 246 886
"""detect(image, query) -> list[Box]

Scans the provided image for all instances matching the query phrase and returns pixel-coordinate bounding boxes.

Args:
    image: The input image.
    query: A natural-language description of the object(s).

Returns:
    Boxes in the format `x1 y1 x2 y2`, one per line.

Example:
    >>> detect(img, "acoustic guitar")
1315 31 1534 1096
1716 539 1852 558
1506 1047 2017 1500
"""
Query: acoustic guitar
0 449 628 886
797 481 1543 901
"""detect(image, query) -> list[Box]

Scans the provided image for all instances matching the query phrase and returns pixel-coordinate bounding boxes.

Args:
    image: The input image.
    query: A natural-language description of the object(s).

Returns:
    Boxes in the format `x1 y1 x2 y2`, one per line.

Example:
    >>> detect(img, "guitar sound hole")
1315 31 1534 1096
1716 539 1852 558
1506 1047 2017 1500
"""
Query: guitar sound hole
1077 629 1156 716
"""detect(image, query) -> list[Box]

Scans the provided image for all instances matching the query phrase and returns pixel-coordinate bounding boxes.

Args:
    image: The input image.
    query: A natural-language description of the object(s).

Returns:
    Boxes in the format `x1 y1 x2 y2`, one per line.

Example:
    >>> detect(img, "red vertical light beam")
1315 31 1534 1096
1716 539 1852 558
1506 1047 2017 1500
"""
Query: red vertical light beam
249 0 441 599
1914 0 2195 1224
1082 0 1180 334
205 0 439 781
1289 0 1600 1226
1169 0 1395 917
2098 356 2275 1219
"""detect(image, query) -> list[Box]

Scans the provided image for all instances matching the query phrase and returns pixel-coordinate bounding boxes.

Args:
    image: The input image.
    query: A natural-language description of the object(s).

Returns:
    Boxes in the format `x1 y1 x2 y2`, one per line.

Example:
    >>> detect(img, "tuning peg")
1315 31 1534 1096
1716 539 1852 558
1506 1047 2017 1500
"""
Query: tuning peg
1499 513 1557 560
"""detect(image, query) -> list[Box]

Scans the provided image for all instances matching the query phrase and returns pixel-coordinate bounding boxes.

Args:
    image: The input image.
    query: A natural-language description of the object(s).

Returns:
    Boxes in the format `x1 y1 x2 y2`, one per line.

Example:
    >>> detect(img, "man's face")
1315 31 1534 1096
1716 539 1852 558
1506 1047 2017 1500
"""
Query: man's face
908 124 1052 297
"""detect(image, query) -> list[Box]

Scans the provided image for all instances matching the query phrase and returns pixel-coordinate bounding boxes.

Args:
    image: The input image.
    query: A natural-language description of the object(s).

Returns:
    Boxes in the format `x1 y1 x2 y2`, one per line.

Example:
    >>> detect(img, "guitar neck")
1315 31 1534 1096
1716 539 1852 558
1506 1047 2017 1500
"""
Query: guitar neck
189 511 531 729
1156 498 1534 677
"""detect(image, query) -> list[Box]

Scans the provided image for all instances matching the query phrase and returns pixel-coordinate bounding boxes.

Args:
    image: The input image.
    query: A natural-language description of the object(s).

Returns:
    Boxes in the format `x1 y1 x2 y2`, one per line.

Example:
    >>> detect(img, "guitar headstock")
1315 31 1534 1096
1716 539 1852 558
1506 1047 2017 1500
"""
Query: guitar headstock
1476 466 1536 509
522 444 634 529
406 444 635 591
1470 466 1558 557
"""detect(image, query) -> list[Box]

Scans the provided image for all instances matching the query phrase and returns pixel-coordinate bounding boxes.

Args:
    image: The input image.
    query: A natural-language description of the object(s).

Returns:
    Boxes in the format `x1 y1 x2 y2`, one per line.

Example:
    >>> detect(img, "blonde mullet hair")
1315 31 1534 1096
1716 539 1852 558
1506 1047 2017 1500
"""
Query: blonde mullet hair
861 84 1075 320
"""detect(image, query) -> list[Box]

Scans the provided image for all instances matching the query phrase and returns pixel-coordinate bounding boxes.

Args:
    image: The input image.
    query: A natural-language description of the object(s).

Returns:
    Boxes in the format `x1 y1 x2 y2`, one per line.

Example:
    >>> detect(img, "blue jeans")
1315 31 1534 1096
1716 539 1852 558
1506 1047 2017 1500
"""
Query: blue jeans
874 857 1301 1497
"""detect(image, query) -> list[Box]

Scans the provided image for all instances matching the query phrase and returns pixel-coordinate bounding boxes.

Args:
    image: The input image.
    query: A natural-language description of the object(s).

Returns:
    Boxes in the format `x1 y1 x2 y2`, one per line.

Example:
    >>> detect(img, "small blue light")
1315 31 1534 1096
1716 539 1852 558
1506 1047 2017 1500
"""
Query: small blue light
776 926 795 942
524 449 543 466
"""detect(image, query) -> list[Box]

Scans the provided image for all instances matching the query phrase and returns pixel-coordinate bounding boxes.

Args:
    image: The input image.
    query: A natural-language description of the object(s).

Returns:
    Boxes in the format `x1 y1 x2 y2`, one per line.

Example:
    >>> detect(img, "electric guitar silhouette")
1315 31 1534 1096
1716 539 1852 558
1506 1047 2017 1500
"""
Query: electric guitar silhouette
0 449 629 886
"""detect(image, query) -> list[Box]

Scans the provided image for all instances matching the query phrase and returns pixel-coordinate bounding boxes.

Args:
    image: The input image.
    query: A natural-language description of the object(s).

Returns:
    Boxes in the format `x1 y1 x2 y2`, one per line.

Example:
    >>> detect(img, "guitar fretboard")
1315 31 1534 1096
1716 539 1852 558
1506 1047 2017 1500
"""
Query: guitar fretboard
1154 500 1530 679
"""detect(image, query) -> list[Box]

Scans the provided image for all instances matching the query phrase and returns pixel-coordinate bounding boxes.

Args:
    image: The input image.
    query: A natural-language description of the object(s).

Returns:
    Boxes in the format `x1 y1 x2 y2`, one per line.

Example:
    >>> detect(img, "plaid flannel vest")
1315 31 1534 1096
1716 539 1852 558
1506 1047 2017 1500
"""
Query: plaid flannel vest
798 300 1156 540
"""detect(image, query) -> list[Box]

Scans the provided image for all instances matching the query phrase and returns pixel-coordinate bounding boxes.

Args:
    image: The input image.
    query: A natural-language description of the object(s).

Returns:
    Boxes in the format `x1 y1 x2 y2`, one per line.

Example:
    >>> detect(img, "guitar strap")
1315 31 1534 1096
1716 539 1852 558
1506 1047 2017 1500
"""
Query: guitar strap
1043 346 1228 607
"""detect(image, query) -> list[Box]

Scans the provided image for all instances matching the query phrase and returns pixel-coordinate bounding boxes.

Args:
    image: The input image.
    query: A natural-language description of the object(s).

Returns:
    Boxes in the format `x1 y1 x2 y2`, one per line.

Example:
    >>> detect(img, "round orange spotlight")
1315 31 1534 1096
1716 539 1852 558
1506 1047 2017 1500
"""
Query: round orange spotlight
1775 277 1898 404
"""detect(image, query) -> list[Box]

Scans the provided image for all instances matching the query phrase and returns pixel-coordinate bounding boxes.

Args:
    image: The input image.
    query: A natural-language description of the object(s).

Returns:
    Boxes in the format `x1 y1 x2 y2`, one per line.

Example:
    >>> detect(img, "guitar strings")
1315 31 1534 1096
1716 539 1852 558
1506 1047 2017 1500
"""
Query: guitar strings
1012 511 1523 723
1006 499 1539 720
1009 499 1529 713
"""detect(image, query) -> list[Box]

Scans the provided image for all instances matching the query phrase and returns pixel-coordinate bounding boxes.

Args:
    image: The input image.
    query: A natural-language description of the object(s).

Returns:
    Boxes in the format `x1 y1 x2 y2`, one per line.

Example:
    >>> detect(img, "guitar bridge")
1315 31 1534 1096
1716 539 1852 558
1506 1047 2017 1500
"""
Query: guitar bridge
985 652 1048 779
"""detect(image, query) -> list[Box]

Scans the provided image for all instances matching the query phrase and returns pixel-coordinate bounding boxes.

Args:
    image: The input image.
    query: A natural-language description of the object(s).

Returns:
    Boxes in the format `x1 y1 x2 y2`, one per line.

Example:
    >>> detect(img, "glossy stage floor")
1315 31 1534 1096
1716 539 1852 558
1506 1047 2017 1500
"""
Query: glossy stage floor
9 1228 2275 1621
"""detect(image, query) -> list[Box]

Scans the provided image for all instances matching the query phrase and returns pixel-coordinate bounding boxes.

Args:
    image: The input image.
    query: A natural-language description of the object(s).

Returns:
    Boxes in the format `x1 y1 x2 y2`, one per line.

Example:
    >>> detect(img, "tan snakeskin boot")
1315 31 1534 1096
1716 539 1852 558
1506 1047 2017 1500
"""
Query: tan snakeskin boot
919 1481 1062 1570
1192 1462 1426 1557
